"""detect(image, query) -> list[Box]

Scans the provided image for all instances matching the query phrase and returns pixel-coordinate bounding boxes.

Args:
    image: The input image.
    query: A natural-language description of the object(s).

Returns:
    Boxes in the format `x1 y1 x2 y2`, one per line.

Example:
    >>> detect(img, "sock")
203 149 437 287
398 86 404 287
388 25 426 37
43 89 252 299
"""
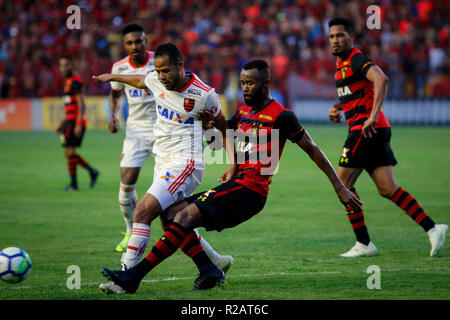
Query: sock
194 229 220 264
122 223 150 269
390 187 435 232
74 154 94 174
135 222 213 277
68 156 78 187
346 188 370 245
119 183 137 233
180 230 213 270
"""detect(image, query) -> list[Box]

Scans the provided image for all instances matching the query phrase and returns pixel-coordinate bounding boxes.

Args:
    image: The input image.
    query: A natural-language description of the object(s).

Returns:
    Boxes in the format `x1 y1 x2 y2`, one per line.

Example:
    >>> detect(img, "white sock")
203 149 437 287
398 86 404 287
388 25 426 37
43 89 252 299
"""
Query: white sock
194 229 220 264
122 223 150 269
119 183 137 233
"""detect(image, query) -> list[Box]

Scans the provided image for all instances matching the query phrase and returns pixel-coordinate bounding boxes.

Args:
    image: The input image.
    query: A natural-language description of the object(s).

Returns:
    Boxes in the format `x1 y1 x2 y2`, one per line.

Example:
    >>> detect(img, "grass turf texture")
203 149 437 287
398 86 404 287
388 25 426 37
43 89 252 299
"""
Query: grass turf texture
0 125 448 300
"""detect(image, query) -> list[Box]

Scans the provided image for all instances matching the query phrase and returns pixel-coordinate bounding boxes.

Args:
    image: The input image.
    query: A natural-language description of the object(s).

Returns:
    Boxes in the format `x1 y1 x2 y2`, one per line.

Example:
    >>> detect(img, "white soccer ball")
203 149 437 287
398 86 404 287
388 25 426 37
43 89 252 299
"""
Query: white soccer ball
0 247 32 284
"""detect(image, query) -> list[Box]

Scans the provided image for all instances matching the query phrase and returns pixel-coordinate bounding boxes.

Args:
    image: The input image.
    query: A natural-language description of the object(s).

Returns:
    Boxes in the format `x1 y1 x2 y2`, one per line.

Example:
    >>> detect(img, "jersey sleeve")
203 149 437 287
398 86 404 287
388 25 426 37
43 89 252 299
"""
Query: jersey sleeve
143 70 157 91
110 64 124 91
204 90 222 118
71 79 83 94
351 53 374 76
273 110 305 143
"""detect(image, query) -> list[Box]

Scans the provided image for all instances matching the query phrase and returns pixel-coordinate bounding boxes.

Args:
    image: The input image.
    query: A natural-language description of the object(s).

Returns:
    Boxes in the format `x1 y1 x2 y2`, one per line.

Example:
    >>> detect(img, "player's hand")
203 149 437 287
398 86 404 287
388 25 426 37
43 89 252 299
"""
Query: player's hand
218 165 237 183
198 110 215 130
92 74 113 82
74 125 83 138
55 123 63 134
337 186 363 211
328 106 341 123
362 117 377 138
108 118 120 133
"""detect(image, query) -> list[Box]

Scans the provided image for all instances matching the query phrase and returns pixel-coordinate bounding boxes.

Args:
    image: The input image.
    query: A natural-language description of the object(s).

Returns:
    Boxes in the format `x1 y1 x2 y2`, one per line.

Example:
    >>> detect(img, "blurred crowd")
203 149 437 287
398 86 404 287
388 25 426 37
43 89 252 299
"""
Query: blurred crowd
0 0 448 106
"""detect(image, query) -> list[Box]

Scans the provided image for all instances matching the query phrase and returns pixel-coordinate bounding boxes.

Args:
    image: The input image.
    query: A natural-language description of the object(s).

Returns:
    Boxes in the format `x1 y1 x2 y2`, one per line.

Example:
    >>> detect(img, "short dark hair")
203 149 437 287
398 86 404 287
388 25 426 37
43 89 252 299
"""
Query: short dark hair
121 23 144 36
154 43 183 65
328 17 354 34
60 55 73 62
243 59 270 79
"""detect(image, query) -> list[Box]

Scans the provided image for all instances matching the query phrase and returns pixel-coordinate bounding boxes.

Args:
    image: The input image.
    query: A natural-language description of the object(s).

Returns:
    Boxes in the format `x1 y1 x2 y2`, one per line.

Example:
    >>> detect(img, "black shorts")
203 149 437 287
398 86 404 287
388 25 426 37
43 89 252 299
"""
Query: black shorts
338 127 397 174
59 120 85 147
185 181 267 232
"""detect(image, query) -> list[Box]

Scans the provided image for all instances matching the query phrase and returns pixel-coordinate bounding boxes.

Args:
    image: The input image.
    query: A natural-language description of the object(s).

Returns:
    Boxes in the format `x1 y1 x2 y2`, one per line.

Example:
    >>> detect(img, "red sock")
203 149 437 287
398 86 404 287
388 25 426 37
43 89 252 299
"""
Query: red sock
390 187 435 232
67 156 78 186
346 188 370 245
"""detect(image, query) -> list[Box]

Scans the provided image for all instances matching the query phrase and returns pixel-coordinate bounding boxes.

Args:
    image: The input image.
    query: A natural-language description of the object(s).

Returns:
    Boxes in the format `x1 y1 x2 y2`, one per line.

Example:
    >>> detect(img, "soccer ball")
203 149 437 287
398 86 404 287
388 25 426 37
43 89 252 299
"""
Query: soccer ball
0 247 32 284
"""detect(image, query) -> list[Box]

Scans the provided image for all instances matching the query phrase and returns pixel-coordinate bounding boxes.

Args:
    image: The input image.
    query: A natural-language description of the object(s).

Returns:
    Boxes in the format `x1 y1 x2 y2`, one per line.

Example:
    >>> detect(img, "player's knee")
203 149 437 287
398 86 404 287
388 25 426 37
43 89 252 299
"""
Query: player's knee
133 207 147 224
173 208 197 229
64 148 75 158
121 172 138 185
378 186 396 198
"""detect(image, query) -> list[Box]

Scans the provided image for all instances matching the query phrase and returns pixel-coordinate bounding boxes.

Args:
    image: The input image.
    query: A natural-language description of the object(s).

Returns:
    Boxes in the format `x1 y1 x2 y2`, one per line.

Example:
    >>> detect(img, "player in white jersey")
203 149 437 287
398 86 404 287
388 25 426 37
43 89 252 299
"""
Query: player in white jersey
108 24 157 254
97 41 234 293
99 31 232 293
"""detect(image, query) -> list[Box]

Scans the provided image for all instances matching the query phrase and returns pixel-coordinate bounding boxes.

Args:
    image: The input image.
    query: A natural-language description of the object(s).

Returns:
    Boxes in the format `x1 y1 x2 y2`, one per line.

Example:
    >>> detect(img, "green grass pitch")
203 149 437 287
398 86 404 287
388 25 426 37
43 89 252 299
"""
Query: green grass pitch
0 125 448 300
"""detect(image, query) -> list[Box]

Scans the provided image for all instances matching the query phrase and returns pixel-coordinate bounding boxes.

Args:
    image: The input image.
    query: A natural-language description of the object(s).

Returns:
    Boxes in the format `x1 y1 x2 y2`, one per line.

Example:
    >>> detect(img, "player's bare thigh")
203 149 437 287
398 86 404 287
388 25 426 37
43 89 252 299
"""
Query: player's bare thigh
120 167 141 185
369 165 399 198
173 203 204 230
337 166 364 189
133 193 162 225
160 200 189 230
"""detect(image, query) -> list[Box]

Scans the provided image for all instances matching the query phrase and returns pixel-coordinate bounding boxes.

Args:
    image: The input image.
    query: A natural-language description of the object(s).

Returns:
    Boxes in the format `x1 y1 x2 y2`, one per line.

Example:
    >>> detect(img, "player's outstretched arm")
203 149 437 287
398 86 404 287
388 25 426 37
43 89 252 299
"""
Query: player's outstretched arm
92 74 147 89
296 130 362 209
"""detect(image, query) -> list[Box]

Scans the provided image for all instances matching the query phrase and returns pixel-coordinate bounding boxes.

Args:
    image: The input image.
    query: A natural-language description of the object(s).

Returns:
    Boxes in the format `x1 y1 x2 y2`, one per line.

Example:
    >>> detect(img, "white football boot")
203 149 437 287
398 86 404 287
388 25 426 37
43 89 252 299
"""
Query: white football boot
340 241 377 257
428 224 448 257
99 281 127 294
215 255 234 276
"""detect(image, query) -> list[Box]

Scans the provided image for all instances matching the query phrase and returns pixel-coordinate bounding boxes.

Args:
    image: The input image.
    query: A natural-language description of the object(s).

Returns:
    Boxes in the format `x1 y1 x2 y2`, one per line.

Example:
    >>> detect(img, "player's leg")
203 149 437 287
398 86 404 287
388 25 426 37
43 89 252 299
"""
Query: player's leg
69 125 99 187
161 201 233 274
119 192 162 270
64 146 79 191
73 152 99 188
101 182 265 293
102 203 211 293
115 167 140 253
338 166 377 257
338 130 379 257
115 136 150 253
370 165 447 257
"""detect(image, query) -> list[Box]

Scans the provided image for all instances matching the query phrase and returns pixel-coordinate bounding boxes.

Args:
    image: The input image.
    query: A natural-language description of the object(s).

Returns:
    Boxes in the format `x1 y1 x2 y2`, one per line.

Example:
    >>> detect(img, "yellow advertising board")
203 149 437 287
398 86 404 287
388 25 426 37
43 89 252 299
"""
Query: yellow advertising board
41 96 109 130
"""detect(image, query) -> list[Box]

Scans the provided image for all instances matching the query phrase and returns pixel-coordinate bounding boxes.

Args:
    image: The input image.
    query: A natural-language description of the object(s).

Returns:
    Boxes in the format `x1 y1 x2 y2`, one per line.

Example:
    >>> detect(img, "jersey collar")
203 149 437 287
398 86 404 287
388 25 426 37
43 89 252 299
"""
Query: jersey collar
176 73 195 93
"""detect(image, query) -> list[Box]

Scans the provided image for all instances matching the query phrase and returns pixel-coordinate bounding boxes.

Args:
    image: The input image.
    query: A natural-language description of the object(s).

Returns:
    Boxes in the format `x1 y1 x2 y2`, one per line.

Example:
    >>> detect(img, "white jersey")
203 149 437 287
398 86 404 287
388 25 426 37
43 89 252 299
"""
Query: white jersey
143 71 221 163
111 51 157 135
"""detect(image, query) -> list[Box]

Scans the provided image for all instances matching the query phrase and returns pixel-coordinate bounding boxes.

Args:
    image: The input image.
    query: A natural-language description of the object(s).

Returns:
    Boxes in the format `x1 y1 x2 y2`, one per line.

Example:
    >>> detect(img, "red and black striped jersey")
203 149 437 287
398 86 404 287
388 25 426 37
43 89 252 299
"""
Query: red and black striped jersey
228 99 304 197
63 75 86 125
335 48 390 131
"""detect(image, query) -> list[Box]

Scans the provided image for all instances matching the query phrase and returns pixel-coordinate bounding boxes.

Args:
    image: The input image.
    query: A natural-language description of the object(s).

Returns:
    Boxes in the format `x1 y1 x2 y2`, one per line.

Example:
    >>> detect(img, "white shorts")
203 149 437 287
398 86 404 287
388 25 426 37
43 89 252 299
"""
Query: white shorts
147 158 204 211
120 134 155 168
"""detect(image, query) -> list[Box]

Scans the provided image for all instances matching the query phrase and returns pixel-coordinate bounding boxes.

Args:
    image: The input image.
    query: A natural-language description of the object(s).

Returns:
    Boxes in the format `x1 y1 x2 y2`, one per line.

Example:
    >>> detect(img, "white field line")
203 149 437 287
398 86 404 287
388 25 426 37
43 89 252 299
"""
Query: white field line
1 267 449 291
